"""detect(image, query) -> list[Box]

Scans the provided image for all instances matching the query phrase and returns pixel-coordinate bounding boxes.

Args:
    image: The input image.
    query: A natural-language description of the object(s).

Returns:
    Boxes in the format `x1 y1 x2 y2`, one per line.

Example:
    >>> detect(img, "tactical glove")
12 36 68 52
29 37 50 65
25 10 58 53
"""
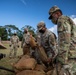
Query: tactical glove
47 58 52 63
9 45 11 47
18 45 19 48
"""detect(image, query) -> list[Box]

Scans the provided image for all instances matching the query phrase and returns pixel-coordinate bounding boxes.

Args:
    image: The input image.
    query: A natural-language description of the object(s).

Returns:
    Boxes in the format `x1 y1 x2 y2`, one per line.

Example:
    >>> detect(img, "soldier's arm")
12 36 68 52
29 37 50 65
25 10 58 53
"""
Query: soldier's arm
9 37 13 46
58 18 71 62
17 36 20 47
21 36 24 48
17 36 19 43
48 33 58 58
10 37 13 42
58 17 71 46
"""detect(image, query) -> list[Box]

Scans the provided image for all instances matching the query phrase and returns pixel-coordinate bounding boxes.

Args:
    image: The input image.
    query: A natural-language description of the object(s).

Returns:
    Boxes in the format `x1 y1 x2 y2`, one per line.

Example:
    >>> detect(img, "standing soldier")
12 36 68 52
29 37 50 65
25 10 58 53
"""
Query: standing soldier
21 28 31 55
9 32 19 58
37 21 58 67
48 5 76 75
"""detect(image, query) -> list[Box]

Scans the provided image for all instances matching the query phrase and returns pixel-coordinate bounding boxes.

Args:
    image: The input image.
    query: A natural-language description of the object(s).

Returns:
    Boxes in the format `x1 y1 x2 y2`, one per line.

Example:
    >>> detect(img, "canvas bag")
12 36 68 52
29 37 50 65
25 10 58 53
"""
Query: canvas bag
14 55 37 70
16 70 45 75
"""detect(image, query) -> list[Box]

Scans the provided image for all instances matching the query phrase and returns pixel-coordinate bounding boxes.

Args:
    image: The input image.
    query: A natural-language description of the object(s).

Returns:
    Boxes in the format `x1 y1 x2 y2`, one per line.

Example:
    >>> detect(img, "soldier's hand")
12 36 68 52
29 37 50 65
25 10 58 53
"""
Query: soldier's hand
9 45 11 47
18 45 19 48
47 58 52 63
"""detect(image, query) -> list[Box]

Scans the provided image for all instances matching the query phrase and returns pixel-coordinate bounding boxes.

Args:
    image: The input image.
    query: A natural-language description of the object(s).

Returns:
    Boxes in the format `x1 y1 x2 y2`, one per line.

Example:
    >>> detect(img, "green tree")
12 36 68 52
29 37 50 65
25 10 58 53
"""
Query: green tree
0 26 8 40
4 25 19 37
21 25 36 37
4 25 23 40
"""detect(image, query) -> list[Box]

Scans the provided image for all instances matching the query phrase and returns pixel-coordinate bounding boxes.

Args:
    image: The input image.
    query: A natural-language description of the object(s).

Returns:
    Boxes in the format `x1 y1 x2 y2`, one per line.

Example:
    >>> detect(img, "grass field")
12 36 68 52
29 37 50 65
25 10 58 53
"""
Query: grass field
0 41 23 75
0 41 76 75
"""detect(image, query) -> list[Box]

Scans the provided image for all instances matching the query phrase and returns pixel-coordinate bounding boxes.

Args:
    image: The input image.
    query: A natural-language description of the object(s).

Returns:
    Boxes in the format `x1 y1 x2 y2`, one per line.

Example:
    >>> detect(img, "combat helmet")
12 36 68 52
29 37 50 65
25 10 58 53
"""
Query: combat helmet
48 5 62 19
37 21 46 30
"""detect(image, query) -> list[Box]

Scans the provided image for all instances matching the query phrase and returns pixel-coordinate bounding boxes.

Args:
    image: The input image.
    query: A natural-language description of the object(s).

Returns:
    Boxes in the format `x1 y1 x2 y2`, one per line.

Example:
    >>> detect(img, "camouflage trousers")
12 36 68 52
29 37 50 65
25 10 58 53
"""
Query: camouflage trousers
9 45 18 57
57 52 76 75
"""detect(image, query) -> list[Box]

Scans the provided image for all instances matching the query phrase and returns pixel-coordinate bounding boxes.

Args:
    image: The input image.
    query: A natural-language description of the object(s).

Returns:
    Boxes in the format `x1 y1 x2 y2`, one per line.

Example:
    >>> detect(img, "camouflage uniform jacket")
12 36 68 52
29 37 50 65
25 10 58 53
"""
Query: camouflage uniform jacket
36 30 42 46
57 15 76 57
38 29 58 58
10 35 19 46
21 32 30 48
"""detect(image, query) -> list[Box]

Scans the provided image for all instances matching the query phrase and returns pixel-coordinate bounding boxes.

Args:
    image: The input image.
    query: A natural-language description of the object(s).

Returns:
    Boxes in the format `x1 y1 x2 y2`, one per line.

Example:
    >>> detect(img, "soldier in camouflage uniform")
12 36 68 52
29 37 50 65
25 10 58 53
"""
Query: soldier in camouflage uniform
21 28 31 55
48 5 76 75
37 21 58 67
9 32 19 58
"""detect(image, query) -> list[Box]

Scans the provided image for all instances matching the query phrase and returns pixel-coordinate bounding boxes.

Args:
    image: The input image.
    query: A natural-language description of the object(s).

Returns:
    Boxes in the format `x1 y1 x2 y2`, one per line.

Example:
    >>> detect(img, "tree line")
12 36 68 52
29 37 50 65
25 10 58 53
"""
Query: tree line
0 25 36 41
